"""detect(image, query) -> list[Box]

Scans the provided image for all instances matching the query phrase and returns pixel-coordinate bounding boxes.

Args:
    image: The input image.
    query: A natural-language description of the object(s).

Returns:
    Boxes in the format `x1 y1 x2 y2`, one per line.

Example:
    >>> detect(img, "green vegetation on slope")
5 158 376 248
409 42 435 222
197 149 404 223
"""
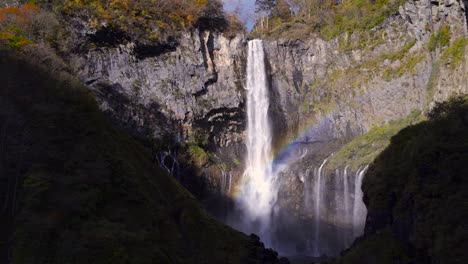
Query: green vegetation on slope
1 1 243 48
337 96 468 264
328 109 424 170
43 0 244 40
428 25 451 52
252 0 405 40
0 50 272 264
442 37 468 69
297 35 420 125
427 36 467 104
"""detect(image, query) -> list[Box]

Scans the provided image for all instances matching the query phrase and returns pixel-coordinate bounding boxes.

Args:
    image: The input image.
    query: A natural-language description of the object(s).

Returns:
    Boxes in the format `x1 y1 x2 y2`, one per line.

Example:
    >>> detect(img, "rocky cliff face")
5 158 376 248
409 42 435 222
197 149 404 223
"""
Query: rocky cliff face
260 0 468 255
74 0 467 256
75 30 248 213
79 30 247 144
265 0 467 146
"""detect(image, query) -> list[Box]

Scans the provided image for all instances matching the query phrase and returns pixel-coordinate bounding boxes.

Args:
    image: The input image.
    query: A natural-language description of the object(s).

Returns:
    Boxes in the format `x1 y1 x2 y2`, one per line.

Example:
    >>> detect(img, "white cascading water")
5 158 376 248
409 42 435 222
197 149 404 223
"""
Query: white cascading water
300 160 369 256
313 156 331 255
342 165 351 246
237 39 276 241
352 165 369 238
234 39 370 256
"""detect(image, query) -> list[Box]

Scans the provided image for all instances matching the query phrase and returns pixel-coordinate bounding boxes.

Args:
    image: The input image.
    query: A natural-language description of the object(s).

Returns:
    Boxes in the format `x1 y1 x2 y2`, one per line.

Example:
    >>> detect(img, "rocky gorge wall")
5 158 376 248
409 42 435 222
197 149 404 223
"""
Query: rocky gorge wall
75 30 249 215
74 0 468 256
261 0 468 254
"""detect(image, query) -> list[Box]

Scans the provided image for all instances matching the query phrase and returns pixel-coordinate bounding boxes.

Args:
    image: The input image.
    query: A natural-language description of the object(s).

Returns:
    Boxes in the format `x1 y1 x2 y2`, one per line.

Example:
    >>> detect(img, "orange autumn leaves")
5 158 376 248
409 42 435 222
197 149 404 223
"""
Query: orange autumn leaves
60 0 219 40
0 3 40 48
0 0 227 47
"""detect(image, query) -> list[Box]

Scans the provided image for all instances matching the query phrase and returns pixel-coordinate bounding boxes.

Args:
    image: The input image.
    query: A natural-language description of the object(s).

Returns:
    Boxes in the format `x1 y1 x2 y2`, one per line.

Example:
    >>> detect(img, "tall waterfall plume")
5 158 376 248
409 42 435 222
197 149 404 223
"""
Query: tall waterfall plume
236 39 276 243
231 40 370 257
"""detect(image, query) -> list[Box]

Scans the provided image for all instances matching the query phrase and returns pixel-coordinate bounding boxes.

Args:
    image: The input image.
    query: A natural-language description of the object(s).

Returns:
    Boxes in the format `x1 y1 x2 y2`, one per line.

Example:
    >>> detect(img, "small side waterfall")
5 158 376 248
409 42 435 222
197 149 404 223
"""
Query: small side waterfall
300 160 369 256
158 149 179 177
236 39 276 244
342 165 351 246
313 156 331 256
352 165 369 237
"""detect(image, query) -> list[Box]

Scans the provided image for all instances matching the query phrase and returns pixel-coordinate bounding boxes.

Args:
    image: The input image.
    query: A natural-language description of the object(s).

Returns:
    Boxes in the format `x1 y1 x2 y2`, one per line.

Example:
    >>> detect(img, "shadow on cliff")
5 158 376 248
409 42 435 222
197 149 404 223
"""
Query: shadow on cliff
263 51 289 153
465 0 468 33
85 26 179 60
92 83 239 221
92 82 175 149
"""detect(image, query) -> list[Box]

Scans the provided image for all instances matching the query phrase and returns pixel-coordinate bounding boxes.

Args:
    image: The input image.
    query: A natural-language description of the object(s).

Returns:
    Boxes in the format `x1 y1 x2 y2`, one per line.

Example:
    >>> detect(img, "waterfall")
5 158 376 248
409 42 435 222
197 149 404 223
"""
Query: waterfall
158 149 179 177
313 156 330 256
228 172 232 193
352 165 369 238
342 165 351 246
343 165 350 224
237 39 276 242
231 38 370 256
299 162 369 256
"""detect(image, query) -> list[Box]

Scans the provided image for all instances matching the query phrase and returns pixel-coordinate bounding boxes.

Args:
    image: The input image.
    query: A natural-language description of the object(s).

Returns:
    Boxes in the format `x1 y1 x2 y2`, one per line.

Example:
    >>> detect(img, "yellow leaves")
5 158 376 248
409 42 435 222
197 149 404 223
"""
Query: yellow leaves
22 3 40 14
196 0 208 7
102 10 111 21
37 0 222 41
90 18 100 28
109 0 131 10
0 3 40 23
0 30 30 48
0 3 42 48
13 38 29 47
0 31 9 41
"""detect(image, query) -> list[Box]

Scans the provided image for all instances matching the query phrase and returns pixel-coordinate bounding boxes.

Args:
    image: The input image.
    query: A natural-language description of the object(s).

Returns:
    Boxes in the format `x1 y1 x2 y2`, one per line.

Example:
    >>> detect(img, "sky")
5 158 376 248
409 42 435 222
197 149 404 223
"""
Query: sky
222 0 256 30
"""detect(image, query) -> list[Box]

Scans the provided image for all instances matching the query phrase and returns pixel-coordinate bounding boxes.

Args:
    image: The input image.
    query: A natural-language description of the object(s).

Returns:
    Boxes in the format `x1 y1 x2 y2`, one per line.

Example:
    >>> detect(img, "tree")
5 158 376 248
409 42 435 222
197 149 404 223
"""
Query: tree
272 0 292 20
195 0 227 31
255 0 275 30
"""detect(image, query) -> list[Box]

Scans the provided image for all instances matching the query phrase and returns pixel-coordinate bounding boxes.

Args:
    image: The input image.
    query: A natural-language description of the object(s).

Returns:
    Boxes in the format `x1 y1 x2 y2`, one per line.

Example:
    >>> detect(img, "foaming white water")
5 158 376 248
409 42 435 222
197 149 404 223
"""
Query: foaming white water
237 39 276 240
353 165 369 238
313 156 331 256
342 165 351 246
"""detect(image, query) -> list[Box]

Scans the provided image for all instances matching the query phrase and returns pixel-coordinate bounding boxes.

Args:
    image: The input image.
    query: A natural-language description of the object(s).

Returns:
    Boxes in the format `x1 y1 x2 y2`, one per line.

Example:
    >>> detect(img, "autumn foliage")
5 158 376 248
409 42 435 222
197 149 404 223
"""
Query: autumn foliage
55 0 227 41
0 3 40 47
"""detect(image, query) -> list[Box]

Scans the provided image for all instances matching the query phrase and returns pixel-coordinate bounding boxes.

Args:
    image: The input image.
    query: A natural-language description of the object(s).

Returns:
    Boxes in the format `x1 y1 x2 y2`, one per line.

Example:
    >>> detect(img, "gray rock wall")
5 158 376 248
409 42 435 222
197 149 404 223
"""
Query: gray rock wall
260 0 467 255
79 31 246 146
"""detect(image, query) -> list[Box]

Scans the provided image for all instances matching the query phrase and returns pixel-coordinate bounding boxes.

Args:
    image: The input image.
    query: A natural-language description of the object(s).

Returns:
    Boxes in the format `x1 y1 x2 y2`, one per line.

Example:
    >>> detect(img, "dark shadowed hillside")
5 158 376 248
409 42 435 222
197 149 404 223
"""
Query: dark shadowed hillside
0 51 283 264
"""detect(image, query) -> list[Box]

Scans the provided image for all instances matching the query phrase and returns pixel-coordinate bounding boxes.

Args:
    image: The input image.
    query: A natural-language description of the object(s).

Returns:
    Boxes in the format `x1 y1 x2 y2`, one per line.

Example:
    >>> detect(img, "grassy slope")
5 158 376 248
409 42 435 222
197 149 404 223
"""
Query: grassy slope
0 51 257 264
328 109 424 171
336 97 468 264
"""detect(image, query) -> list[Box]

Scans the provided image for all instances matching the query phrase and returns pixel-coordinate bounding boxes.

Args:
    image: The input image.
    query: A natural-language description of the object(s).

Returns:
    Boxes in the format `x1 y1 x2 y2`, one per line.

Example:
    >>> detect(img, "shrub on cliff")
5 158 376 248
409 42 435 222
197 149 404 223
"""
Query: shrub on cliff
32 0 239 43
252 0 405 40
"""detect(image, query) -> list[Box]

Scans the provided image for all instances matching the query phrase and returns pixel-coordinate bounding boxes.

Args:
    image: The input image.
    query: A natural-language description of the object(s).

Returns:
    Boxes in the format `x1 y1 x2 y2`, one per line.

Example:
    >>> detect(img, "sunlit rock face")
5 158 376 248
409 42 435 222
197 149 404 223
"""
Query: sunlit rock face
255 0 468 255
